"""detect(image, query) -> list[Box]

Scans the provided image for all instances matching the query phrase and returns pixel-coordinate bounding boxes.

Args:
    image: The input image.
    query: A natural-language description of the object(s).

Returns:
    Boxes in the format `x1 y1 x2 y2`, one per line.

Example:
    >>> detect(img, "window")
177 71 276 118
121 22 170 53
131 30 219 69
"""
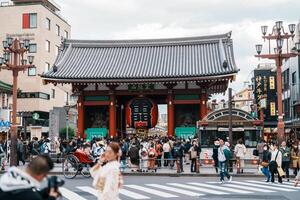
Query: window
22 13 37 29
56 24 60 36
28 44 37 53
45 62 50 72
46 18 51 30
55 45 59 56
64 30 69 39
292 71 296 85
51 89 55 98
45 40 50 52
28 67 36 76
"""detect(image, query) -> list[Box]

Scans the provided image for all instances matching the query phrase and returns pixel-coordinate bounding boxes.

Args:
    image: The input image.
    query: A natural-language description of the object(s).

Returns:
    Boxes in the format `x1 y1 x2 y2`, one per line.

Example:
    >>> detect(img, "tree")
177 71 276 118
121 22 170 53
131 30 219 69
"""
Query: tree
59 126 75 139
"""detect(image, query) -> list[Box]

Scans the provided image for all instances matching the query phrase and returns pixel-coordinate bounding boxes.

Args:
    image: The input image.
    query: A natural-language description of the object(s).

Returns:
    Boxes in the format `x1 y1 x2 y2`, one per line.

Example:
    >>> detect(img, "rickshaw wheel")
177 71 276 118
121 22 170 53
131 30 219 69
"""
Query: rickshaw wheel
62 154 79 179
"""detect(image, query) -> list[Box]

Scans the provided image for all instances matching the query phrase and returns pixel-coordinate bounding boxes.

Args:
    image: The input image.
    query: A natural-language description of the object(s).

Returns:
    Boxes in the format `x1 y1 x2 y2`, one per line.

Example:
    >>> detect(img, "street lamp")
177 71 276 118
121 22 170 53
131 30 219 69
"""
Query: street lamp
255 21 300 144
0 37 34 166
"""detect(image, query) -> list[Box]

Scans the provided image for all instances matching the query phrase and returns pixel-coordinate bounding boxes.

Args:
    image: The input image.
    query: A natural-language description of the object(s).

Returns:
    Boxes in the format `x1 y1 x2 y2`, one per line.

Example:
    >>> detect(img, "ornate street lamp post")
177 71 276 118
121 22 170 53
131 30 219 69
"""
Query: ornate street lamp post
255 21 300 144
0 37 34 166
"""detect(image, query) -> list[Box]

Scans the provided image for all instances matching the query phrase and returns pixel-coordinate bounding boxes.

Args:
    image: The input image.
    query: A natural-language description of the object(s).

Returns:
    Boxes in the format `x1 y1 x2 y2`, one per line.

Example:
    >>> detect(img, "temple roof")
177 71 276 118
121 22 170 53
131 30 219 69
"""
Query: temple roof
42 32 238 83
0 81 12 93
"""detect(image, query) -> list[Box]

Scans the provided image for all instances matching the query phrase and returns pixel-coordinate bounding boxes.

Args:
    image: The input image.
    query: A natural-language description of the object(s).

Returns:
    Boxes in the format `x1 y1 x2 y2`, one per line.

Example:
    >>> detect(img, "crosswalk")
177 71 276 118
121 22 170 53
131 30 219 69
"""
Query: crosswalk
60 180 300 200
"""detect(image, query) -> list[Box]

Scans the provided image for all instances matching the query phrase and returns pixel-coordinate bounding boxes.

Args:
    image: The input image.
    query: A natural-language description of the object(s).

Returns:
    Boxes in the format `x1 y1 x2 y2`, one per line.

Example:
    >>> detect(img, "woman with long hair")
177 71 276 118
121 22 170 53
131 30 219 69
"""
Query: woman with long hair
91 142 123 200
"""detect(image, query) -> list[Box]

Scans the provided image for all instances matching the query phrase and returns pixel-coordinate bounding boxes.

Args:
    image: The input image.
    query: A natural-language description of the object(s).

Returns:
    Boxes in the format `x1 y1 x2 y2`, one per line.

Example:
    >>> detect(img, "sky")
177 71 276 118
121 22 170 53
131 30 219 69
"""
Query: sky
54 0 300 108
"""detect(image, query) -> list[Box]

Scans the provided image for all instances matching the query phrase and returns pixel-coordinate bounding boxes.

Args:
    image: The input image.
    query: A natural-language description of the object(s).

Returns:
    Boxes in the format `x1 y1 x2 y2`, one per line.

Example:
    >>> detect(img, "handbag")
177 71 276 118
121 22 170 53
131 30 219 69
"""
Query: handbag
260 161 269 167
277 167 286 177
191 150 197 159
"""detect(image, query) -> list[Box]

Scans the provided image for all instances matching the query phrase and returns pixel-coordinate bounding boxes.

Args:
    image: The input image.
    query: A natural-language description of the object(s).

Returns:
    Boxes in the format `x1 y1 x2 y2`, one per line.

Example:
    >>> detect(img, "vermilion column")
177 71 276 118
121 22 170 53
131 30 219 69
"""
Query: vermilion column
109 92 117 138
200 93 208 120
77 94 85 138
167 93 174 137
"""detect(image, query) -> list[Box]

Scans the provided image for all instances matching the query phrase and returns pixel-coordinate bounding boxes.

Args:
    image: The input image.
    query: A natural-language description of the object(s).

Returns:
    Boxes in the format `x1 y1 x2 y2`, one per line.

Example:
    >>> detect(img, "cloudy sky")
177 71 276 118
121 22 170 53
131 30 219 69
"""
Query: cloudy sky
56 0 300 100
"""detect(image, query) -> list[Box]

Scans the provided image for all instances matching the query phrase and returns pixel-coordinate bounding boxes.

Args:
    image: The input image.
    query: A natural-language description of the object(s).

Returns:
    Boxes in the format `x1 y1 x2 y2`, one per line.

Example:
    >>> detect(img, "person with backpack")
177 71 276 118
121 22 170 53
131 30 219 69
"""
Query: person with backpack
269 143 283 183
172 141 184 173
218 138 232 184
128 143 139 172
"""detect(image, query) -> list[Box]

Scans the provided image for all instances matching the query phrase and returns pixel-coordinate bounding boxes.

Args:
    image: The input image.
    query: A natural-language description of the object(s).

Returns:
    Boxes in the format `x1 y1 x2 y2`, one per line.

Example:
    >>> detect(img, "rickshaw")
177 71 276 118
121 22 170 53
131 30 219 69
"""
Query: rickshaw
62 149 95 179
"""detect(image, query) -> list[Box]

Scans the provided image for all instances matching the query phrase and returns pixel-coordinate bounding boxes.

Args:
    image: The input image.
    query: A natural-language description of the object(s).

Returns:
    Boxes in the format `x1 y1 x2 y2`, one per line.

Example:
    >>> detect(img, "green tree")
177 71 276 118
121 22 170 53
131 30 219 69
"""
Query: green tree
59 126 75 139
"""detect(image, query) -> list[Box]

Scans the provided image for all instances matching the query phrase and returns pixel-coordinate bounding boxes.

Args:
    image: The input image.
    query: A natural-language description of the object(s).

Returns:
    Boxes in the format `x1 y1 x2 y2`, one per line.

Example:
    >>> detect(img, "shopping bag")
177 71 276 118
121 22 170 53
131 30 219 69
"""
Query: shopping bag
277 167 286 177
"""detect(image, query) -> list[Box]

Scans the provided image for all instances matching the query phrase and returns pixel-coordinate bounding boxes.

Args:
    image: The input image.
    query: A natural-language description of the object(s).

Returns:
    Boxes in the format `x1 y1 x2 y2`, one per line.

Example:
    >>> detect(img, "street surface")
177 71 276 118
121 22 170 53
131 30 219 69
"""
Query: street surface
59 176 300 200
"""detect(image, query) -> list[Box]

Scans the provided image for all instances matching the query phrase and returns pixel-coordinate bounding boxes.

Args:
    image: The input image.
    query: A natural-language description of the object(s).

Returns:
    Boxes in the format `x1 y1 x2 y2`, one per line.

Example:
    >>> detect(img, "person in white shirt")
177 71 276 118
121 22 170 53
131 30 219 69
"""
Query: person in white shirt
163 141 171 166
218 139 232 183
234 140 247 173
270 143 282 183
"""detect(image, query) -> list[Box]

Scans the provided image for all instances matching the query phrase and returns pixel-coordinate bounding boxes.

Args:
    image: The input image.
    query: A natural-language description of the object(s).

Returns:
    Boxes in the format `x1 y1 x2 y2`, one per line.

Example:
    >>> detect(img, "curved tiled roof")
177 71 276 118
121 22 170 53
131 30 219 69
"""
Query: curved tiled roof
42 32 238 83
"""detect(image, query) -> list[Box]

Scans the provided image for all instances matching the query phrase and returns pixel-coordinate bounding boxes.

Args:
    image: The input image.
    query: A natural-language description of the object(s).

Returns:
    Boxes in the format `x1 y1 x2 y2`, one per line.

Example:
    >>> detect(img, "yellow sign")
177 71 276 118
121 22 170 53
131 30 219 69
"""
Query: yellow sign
269 76 275 89
270 102 276 116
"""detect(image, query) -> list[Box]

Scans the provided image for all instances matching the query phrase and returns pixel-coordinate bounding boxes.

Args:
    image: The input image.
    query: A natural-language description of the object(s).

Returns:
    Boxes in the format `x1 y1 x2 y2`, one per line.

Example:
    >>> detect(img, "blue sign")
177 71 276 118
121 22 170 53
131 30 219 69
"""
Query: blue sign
0 120 10 128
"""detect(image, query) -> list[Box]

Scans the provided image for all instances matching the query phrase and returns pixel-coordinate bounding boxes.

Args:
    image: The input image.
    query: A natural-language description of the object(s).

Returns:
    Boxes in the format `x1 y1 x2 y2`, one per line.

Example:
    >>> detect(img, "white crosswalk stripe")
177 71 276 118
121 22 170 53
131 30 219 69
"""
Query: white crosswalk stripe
60 187 88 200
61 180 300 200
231 181 297 192
147 183 204 196
167 183 229 195
125 185 178 198
246 180 300 190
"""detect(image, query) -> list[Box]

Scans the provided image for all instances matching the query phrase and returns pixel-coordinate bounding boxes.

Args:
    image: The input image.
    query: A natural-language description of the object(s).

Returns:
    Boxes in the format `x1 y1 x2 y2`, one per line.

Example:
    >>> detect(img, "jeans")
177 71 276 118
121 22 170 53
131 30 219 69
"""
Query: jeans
191 158 197 172
219 161 230 181
163 152 170 166
282 161 290 179
120 160 126 172
261 166 271 181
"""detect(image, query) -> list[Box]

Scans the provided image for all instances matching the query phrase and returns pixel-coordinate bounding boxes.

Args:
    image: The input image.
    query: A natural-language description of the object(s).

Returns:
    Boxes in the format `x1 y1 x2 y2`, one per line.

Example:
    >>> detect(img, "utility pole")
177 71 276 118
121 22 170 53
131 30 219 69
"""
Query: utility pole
228 88 233 145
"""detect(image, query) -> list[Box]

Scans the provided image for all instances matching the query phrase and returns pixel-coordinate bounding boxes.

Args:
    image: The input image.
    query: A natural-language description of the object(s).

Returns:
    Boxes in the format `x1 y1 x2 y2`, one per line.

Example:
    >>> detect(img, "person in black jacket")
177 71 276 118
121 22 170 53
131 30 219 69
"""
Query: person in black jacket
261 144 272 182
172 141 184 173
0 155 60 200
212 139 220 173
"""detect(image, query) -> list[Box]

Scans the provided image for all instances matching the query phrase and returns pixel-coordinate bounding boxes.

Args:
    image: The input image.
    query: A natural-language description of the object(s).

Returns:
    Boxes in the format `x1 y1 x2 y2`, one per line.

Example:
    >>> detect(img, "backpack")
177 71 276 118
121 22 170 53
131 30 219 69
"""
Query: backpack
223 148 232 160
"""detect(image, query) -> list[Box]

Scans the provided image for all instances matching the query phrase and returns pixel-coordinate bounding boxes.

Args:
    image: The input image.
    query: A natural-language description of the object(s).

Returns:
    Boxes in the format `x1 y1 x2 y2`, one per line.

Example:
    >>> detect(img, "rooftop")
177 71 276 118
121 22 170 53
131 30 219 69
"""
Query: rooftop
42 32 238 84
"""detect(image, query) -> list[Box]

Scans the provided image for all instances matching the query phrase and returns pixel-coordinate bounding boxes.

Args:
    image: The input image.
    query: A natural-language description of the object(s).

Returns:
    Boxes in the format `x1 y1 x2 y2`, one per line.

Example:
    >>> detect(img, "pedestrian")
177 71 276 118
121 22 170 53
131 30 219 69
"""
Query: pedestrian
261 144 271 182
291 142 300 176
0 155 60 200
120 141 128 172
17 138 25 165
189 140 199 172
269 143 283 183
212 139 219 173
128 143 139 172
184 140 191 165
234 140 246 173
155 140 163 168
0 141 5 170
163 140 171 167
148 143 157 172
91 142 123 200
218 138 232 184
280 141 291 182
172 141 184 173
139 144 148 172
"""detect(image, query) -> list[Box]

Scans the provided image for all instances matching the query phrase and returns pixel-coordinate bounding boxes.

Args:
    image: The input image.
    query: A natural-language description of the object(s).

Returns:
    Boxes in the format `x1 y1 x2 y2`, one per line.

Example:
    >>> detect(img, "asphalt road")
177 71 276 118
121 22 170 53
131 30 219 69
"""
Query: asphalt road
58 176 300 200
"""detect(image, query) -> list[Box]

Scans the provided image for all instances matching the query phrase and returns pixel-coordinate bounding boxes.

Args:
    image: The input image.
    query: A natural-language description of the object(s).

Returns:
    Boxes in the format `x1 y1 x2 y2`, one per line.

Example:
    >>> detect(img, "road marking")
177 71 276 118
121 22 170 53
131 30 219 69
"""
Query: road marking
77 186 122 200
125 185 178 198
223 183 275 193
60 187 87 200
188 182 252 194
247 180 300 190
231 181 297 192
120 189 150 199
147 184 204 196
167 183 229 195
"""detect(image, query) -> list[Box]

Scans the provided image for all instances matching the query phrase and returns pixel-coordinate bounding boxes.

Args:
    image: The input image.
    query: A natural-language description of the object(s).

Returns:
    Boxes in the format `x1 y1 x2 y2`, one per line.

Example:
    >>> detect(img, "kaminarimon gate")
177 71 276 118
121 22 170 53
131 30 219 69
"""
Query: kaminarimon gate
42 32 238 139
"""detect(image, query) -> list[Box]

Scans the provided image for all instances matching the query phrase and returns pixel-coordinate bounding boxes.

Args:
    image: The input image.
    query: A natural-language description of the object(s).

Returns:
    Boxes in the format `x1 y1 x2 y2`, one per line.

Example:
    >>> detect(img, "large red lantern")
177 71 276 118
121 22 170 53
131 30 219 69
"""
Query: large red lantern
126 97 158 129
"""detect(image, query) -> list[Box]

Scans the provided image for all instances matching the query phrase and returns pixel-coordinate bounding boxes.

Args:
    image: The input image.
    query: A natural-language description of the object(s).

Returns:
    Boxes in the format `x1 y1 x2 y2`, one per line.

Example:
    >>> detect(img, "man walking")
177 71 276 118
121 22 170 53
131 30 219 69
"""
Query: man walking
218 138 232 183
280 141 291 182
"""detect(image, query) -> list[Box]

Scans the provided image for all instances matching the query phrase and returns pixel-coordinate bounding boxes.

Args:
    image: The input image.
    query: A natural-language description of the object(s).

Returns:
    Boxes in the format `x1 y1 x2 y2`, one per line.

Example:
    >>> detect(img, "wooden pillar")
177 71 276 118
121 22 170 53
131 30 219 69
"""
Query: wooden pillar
200 92 208 120
109 91 117 138
167 92 174 137
77 94 84 138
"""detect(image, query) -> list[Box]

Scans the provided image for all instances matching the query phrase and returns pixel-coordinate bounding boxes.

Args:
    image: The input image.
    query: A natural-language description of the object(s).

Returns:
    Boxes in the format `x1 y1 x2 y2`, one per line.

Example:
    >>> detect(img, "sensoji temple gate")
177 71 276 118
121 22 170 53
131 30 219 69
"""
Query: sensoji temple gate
42 32 238 139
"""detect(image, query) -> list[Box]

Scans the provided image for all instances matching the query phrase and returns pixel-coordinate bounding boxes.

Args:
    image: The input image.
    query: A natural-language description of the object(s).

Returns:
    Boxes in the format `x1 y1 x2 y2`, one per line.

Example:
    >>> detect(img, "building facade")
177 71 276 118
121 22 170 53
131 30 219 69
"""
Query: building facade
0 0 71 138
42 33 238 139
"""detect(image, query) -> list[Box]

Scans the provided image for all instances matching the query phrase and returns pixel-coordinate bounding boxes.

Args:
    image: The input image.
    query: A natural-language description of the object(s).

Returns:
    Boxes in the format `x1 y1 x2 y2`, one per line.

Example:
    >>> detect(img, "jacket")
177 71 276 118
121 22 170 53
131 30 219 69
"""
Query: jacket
0 167 55 200
291 147 300 168
280 147 291 162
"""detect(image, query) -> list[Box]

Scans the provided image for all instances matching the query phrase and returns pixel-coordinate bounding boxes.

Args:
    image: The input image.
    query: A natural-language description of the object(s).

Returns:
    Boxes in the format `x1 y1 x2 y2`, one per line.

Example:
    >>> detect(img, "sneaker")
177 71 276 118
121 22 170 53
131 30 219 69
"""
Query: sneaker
228 176 232 183
219 180 225 184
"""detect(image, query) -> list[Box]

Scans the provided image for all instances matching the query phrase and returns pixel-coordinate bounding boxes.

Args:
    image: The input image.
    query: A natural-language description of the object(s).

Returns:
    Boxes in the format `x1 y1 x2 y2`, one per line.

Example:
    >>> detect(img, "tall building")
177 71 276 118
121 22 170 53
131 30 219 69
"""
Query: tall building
282 20 300 140
0 0 71 138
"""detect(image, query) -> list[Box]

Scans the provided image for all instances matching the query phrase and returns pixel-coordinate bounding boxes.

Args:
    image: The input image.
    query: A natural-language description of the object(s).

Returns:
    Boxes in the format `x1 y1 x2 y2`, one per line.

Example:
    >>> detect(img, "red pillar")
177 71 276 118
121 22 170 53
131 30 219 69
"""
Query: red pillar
77 94 84 138
167 93 174 137
200 93 208 120
109 92 117 138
